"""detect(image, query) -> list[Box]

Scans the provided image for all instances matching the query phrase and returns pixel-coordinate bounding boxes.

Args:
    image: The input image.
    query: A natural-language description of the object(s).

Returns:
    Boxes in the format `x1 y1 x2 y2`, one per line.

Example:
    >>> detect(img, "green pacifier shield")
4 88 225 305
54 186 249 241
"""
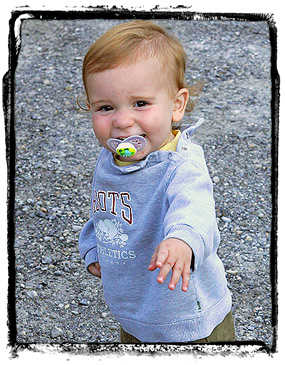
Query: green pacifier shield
116 142 137 157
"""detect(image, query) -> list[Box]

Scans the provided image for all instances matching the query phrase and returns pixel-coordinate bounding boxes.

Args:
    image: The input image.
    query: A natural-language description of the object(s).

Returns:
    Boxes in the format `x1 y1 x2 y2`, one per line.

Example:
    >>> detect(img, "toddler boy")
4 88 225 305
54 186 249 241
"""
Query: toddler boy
79 20 235 343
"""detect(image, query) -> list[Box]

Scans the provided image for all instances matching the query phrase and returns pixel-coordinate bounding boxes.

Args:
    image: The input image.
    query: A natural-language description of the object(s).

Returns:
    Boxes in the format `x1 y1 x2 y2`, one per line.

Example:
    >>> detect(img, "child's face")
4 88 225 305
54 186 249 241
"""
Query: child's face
86 57 188 161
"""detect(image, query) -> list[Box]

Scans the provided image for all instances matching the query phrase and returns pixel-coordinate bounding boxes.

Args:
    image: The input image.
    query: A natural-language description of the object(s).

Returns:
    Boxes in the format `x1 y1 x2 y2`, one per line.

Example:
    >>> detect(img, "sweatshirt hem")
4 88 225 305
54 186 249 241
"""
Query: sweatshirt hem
117 289 232 343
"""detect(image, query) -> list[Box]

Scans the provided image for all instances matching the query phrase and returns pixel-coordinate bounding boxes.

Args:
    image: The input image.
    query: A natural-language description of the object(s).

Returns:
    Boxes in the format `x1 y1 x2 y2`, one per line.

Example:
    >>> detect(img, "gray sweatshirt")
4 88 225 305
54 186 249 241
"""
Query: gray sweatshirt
79 124 232 342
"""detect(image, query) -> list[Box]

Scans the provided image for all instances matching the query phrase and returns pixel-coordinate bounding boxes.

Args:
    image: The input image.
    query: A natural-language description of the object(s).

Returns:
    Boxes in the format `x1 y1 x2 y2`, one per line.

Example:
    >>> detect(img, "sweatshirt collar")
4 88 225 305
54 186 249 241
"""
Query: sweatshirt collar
107 119 204 173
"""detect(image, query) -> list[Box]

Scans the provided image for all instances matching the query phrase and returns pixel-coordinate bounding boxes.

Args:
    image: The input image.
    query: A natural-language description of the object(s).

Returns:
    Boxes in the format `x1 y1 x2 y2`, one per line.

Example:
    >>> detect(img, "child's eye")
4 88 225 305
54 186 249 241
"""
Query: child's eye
134 101 148 108
98 105 113 112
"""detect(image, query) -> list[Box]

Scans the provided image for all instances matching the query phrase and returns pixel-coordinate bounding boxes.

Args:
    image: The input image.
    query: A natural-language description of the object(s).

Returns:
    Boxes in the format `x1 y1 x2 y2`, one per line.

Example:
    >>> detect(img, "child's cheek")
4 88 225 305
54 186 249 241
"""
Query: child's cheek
91 115 108 141
91 115 98 134
139 110 160 132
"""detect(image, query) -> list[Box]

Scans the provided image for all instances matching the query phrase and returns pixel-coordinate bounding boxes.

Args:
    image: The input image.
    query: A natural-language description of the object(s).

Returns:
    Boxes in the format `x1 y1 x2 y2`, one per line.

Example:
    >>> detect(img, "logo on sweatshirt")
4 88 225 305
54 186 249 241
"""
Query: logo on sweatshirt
95 218 136 261
95 218 128 247
92 189 136 262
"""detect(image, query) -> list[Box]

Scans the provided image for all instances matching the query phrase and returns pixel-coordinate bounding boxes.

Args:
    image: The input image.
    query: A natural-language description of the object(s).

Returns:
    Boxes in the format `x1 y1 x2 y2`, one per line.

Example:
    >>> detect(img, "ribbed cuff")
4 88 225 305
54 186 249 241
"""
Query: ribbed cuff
84 247 99 272
164 224 204 270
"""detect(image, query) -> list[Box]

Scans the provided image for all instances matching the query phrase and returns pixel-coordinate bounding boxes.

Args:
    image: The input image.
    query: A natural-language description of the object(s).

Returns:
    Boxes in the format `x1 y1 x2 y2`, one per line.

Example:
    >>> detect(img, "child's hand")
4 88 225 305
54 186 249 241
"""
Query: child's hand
148 238 192 292
87 262 101 278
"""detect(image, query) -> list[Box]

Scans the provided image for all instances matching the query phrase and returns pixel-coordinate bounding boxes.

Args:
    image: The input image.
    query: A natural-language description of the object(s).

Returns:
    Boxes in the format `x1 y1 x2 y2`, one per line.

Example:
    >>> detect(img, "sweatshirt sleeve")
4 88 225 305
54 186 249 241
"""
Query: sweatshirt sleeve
78 217 99 271
164 145 220 271
78 153 104 272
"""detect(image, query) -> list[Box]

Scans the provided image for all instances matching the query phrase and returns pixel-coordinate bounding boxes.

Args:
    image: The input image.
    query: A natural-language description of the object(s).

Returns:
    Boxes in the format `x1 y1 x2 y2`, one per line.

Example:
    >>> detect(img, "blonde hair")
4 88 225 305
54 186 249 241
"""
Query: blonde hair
82 20 202 113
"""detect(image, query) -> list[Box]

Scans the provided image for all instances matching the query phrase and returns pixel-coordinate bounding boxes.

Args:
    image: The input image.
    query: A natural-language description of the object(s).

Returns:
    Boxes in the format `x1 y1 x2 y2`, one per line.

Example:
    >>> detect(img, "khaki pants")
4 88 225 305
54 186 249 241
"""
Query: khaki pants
120 311 236 344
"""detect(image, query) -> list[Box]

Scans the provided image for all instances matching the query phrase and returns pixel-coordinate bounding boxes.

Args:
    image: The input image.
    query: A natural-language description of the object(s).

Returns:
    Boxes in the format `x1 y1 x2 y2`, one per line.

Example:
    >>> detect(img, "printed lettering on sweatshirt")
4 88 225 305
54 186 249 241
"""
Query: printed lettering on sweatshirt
92 190 133 225
92 189 136 261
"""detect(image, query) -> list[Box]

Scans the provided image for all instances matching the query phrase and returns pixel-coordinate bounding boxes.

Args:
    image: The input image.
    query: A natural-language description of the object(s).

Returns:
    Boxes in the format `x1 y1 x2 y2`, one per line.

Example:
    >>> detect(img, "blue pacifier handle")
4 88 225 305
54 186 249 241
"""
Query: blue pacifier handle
107 135 147 157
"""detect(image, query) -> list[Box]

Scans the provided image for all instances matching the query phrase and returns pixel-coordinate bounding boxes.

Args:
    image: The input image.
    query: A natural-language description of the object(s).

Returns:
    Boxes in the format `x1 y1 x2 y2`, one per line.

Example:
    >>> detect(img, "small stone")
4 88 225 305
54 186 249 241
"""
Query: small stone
213 176 220 183
36 209 46 218
65 84 72 91
51 327 63 338
221 216 231 223
244 256 254 262
26 290 38 299
72 225 82 232
41 256 52 264
247 325 255 331
216 211 222 218
31 113 42 120
79 298 89 306
226 269 238 275
44 236 53 242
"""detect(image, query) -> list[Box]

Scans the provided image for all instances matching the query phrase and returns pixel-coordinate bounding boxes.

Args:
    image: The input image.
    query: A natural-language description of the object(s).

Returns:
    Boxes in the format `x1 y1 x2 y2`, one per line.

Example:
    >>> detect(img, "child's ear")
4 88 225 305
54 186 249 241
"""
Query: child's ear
85 97 91 111
172 88 189 123
77 94 91 111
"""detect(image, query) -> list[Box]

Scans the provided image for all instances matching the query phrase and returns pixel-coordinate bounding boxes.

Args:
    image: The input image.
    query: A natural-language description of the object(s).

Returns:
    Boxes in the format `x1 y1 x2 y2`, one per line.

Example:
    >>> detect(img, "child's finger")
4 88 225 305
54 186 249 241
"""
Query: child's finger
88 263 101 277
95 263 102 276
148 246 159 271
168 261 184 290
181 267 191 292
155 246 169 268
156 255 175 284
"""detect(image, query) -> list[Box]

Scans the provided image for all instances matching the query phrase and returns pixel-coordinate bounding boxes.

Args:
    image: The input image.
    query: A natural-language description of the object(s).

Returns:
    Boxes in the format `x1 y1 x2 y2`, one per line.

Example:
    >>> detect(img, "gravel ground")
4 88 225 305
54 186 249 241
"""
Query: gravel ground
13 15 274 353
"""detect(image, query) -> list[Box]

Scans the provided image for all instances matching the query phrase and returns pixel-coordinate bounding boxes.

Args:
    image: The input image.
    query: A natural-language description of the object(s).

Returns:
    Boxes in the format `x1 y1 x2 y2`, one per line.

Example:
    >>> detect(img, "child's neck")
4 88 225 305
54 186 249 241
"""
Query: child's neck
158 131 175 150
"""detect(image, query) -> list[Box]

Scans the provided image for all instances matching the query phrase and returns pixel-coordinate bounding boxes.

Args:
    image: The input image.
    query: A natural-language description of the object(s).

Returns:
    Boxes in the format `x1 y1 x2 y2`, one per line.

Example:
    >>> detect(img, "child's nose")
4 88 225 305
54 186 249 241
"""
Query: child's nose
112 110 134 129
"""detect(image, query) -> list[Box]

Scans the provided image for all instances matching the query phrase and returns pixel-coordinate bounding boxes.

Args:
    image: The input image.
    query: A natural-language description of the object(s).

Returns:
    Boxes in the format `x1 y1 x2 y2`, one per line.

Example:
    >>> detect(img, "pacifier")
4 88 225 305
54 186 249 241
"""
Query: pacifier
107 135 147 158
